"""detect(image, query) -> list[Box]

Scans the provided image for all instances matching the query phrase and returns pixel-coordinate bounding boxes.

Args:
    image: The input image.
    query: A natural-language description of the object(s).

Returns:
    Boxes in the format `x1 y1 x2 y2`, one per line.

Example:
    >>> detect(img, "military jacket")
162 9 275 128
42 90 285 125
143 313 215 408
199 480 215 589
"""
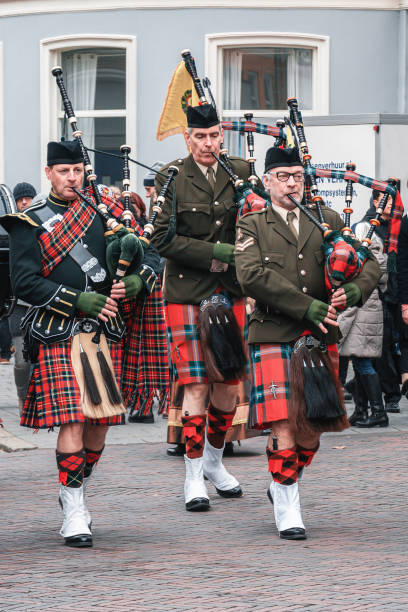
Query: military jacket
235 204 381 345
1 193 160 343
152 153 251 304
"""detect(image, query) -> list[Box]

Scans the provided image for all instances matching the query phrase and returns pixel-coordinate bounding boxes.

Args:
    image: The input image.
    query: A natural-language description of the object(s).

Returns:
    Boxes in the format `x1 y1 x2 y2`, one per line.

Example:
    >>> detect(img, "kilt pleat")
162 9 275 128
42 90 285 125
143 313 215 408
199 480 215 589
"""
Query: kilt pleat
21 337 125 429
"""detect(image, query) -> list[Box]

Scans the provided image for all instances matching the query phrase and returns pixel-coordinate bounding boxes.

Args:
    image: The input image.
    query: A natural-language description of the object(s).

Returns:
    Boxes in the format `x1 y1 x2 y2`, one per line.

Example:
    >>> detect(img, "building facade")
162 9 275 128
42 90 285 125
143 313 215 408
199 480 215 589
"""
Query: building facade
0 0 407 199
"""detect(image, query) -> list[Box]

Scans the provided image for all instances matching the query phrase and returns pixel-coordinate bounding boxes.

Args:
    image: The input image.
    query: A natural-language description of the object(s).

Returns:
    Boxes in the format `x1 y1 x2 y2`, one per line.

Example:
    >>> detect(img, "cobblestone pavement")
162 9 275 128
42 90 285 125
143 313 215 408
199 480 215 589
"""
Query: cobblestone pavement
1 362 408 610
1 432 408 611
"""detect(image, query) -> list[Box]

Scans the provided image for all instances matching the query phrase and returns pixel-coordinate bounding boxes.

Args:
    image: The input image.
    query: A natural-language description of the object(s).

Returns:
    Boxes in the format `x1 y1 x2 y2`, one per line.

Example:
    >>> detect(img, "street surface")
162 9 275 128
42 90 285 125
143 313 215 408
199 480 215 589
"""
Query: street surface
1 362 407 611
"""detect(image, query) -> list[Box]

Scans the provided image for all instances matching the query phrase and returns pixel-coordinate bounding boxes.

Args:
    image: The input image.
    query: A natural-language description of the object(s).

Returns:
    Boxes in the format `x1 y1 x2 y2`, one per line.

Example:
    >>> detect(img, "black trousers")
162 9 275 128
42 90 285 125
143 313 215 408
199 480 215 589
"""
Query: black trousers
374 302 401 402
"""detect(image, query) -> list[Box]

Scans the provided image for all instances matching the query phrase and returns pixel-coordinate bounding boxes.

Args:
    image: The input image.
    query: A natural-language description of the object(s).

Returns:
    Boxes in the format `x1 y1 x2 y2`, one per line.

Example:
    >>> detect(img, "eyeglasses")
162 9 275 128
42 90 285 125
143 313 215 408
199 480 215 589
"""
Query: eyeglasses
269 171 305 183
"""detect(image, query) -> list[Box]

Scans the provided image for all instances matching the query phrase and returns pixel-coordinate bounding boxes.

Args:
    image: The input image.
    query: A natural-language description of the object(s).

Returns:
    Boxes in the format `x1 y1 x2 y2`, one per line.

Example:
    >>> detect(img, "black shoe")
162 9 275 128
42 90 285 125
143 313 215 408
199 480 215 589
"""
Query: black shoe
215 485 243 498
64 534 93 548
279 528 307 540
355 410 389 428
402 380 408 400
385 401 400 413
348 407 368 426
128 411 154 423
185 497 210 511
344 390 353 401
167 443 186 457
223 442 234 456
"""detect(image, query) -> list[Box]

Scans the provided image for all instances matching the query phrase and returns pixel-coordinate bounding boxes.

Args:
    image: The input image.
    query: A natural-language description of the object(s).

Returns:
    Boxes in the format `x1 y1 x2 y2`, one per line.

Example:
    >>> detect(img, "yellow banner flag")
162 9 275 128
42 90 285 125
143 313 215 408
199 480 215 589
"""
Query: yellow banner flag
156 60 200 141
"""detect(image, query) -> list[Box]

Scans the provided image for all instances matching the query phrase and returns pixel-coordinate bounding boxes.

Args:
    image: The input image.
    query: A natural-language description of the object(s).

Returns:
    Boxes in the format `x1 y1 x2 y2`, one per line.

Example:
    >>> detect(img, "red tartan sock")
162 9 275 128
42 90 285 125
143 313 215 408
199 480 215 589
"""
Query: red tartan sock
266 446 298 485
182 415 206 458
207 404 236 449
296 442 320 473
83 445 105 479
56 448 85 488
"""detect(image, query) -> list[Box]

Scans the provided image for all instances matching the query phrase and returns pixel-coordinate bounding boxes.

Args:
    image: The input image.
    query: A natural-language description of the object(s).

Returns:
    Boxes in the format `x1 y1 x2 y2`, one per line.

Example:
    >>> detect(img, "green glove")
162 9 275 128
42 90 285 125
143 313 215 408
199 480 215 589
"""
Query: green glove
343 282 362 307
305 299 330 327
122 274 144 299
76 292 109 318
213 243 235 265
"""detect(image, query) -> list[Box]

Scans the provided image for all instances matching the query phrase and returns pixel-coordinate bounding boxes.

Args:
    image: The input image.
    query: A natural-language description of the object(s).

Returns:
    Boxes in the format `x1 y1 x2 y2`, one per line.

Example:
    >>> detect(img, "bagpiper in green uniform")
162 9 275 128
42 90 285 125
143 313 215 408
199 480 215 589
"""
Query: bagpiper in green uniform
152 104 250 512
1 140 162 547
235 145 381 540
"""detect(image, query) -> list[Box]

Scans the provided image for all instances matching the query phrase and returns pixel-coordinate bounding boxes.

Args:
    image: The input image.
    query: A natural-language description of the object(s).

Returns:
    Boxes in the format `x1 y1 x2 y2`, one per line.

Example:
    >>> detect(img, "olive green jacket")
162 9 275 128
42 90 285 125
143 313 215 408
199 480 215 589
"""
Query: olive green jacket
152 153 251 304
235 204 381 344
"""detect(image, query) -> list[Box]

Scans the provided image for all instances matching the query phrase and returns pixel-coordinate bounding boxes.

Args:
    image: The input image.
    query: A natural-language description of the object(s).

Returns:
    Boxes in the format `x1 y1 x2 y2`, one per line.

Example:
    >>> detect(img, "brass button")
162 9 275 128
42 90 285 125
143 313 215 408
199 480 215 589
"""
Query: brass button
192 207 197 212
46 305 51 310
214 201 219 206
302 286 308 293
300 270 306 276
298 253 304 260
61 288 66 293
215 220 222 227
264 256 270 262
55 296 60 302
216 240 221 244
179 274 184 279
83 243 88 249
178 159 183 163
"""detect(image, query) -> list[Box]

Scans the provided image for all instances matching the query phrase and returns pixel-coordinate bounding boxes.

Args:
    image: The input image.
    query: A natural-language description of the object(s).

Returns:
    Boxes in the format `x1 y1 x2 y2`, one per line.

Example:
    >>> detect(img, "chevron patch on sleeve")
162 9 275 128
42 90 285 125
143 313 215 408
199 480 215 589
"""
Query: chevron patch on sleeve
235 236 255 252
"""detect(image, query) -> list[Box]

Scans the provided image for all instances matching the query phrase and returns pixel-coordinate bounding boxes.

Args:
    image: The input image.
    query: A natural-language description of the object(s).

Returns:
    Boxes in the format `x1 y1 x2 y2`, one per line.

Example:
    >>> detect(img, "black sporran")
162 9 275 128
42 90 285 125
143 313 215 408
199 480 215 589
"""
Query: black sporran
197 294 247 383
288 335 349 434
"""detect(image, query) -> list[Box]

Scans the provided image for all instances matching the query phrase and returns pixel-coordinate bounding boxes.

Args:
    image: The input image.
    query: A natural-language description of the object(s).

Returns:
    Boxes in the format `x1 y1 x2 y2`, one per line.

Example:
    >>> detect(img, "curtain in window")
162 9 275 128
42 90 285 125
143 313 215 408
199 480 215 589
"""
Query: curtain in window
295 50 313 110
65 53 98 158
223 50 242 155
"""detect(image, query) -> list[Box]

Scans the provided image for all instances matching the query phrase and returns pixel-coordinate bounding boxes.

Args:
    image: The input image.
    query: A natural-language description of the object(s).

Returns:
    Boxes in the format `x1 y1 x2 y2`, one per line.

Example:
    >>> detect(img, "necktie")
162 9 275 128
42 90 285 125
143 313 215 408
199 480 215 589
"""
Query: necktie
207 166 215 191
286 210 298 239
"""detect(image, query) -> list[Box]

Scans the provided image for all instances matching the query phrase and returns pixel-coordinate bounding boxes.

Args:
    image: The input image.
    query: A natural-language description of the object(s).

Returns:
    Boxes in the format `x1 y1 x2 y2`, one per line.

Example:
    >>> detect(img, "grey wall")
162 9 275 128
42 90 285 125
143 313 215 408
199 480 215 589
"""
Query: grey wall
0 7 402 195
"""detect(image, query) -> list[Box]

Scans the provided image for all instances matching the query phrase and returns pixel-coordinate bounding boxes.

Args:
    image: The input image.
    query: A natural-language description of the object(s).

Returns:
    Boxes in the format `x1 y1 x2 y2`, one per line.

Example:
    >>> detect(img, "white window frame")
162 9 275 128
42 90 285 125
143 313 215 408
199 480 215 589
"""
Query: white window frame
40 34 136 192
205 32 330 118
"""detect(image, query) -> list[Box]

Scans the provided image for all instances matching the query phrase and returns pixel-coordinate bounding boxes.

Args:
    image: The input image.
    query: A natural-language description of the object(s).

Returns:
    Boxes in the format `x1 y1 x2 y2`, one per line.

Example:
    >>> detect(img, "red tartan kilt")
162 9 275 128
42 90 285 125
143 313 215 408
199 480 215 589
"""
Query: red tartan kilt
249 341 339 430
165 295 246 386
21 337 125 429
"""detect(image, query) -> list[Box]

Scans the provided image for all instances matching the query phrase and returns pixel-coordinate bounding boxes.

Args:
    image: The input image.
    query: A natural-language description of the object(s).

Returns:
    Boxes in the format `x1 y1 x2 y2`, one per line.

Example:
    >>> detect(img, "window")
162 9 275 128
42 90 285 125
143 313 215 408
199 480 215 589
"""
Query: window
40 35 136 192
206 32 329 155
224 47 313 112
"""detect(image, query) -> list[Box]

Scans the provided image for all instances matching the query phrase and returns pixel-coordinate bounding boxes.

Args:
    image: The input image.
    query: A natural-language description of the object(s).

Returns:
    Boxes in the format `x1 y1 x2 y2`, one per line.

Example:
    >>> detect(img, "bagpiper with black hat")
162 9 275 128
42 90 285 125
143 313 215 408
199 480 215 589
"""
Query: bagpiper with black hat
0 139 162 548
235 144 381 540
152 103 251 512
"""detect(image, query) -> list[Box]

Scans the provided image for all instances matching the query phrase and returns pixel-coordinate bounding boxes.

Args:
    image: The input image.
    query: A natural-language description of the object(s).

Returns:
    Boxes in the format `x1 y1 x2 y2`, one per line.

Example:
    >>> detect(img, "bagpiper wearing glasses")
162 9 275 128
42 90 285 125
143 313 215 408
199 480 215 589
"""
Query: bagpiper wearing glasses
235 145 381 540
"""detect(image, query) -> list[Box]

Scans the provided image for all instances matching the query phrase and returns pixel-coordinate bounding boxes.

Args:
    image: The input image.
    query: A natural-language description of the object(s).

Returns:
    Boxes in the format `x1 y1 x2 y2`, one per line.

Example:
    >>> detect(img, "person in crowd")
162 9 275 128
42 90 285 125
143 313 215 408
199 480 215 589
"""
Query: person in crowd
128 192 148 228
13 182 36 212
397 211 408 401
235 144 380 539
143 161 164 217
152 104 251 512
8 182 38 407
109 185 122 203
1 140 162 548
337 194 389 428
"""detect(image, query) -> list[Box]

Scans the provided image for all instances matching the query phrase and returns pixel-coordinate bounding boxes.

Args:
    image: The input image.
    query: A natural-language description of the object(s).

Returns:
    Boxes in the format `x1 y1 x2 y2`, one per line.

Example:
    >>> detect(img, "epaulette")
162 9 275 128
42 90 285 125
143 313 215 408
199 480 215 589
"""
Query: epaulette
0 212 39 228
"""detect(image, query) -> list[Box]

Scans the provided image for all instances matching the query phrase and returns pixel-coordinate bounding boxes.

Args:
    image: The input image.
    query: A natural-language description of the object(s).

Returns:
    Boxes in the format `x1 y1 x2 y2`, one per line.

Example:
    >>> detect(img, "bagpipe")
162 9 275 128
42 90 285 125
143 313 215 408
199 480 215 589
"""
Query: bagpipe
285 97 402 296
52 67 175 283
